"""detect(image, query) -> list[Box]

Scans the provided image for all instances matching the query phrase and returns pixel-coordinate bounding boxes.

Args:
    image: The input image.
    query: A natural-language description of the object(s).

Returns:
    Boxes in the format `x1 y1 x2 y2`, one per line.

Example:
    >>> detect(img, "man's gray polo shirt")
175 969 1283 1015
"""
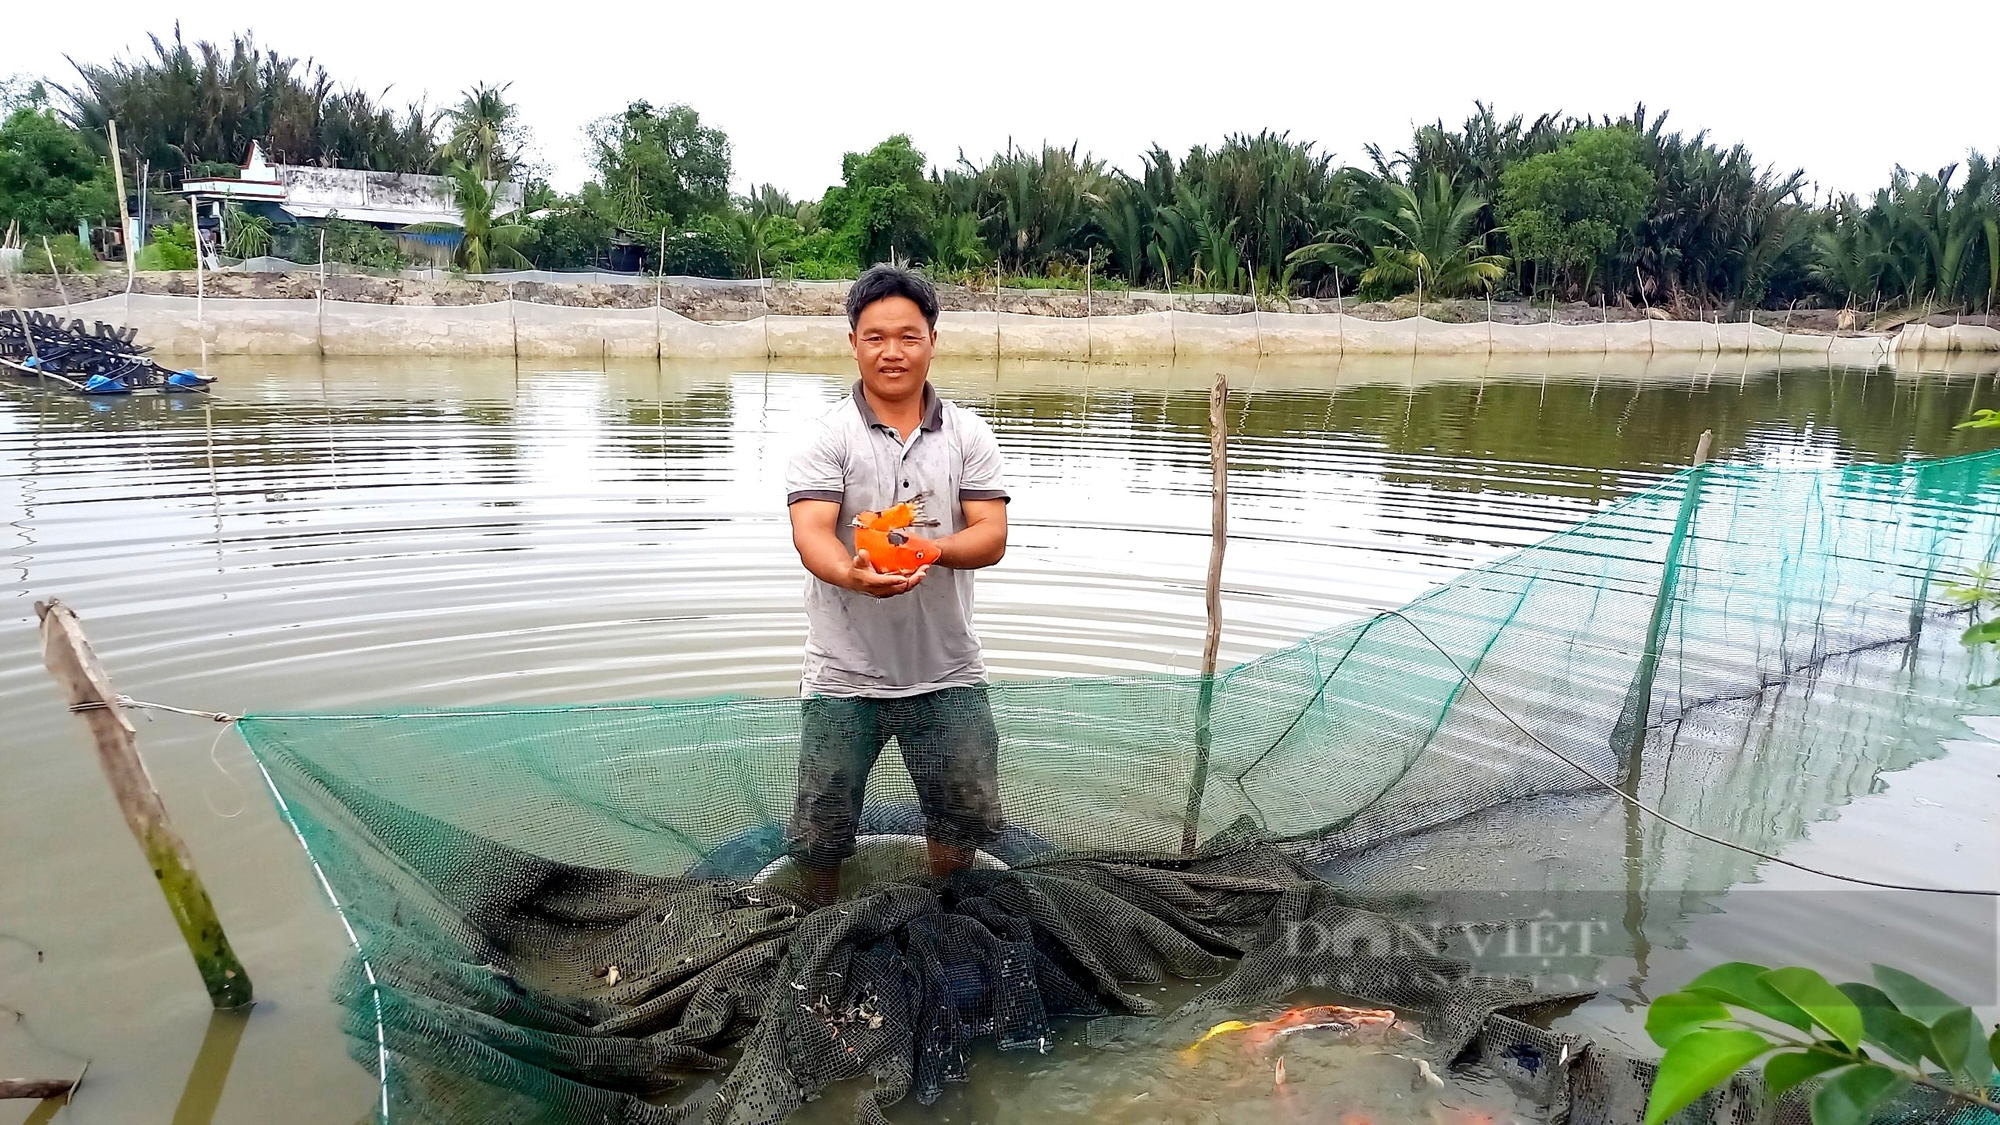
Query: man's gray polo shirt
785 381 1009 698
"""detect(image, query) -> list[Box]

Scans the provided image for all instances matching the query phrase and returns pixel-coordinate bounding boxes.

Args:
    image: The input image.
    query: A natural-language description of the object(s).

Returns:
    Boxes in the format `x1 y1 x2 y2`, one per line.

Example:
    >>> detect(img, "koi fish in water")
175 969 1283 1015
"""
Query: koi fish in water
852 495 942 575
1182 1004 1406 1059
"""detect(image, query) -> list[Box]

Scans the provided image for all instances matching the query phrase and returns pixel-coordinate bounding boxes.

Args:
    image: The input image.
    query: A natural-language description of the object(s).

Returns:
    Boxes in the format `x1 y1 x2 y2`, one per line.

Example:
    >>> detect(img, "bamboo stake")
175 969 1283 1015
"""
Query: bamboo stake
1247 266 1262 356
196 212 207 376
1611 429 1712 768
1181 372 1229 855
7 270 42 373
109 121 134 292
994 260 1003 362
43 238 70 314
34 599 253 1009
1084 246 1093 362
0 1079 75 1100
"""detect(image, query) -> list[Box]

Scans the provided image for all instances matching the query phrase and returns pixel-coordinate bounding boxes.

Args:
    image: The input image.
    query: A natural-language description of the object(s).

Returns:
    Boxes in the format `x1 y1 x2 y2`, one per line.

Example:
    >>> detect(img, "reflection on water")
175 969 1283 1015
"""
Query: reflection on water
3 354 1996 1124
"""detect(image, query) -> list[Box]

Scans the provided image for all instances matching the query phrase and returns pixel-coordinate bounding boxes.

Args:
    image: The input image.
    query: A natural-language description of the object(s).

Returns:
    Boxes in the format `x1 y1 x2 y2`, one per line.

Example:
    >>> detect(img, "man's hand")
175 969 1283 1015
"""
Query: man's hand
792 499 936 598
847 552 930 598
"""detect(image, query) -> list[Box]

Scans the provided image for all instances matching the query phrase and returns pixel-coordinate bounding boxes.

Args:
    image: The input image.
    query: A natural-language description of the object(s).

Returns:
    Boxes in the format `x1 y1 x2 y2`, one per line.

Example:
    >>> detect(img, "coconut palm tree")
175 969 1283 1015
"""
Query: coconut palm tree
444 82 520 182
450 164 531 272
1359 174 1508 298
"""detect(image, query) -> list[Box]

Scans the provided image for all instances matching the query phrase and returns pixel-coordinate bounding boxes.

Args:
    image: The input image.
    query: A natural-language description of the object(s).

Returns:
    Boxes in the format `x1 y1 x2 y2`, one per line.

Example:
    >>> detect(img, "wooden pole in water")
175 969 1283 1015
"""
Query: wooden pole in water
1612 430 1712 769
1616 429 1712 974
0 1079 76 1100
994 260 1003 362
1084 246 1093 362
43 237 70 314
34 599 253 1009
1181 372 1230 855
1248 265 1262 356
109 120 134 293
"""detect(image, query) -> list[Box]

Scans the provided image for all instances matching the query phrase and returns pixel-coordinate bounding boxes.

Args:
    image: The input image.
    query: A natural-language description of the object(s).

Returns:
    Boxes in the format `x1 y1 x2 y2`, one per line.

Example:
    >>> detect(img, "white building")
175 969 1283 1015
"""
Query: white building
181 143 523 263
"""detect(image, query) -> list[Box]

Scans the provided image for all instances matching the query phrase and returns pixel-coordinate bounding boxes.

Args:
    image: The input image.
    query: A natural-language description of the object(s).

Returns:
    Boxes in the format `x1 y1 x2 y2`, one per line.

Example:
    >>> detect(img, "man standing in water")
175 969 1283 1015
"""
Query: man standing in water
783 264 1010 908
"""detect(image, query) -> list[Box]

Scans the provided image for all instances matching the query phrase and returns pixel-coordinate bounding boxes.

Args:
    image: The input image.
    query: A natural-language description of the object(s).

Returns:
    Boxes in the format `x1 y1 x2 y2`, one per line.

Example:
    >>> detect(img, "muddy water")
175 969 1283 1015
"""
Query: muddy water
3 353 1998 1125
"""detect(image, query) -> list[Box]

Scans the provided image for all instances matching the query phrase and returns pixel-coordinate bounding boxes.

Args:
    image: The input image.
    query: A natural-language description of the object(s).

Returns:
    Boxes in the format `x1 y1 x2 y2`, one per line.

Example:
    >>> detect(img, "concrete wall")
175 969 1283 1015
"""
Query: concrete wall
46 294 1997 363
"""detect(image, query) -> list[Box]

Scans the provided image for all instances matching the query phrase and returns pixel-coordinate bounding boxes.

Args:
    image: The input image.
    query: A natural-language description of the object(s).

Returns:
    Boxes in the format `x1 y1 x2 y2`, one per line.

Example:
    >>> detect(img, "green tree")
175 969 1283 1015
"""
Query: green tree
137 220 196 270
721 210 803 277
1499 126 1655 297
0 106 115 237
1357 173 1509 298
449 165 532 272
443 82 523 182
586 101 731 230
61 28 440 180
222 205 272 257
817 134 936 269
527 199 615 270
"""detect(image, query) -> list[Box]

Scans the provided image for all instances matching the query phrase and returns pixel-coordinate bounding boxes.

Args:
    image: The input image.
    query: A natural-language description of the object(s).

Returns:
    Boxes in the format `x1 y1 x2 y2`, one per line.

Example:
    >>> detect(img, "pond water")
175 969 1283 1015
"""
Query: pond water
3 353 1997 1125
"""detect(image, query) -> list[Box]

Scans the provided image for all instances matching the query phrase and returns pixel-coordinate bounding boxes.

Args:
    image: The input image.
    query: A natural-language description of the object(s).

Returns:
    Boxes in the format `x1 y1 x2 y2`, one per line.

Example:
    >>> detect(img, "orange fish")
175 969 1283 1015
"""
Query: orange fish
1183 1005 1404 1058
852 495 941 575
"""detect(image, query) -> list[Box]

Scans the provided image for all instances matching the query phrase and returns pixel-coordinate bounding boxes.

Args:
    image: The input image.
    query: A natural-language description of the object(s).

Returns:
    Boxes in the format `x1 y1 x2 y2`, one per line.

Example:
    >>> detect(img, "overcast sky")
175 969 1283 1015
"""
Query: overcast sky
10 2 1997 203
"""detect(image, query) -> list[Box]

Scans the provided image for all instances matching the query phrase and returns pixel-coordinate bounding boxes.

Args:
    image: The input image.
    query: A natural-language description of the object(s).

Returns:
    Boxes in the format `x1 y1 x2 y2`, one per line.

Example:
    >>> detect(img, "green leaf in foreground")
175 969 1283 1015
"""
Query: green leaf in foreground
1648 992 1733 1048
1644 1029 1773 1125
1810 1065 1909 1125
1684 963 1812 1031
1763 1049 1851 1097
1871 965 1959 1024
1836 983 1932 1066
1927 1006 1996 1086
1960 619 2000 646
1761 968 1864 1051
1989 1023 1999 1070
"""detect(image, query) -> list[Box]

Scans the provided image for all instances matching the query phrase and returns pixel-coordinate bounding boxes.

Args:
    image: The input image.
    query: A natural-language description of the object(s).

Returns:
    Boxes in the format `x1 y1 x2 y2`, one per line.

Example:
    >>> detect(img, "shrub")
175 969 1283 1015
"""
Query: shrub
137 222 197 270
19 232 100 273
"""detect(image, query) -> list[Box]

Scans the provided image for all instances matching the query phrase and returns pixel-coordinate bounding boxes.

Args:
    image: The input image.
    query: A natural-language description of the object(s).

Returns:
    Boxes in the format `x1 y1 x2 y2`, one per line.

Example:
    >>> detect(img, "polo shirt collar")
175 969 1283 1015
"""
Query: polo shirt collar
852 380 943 433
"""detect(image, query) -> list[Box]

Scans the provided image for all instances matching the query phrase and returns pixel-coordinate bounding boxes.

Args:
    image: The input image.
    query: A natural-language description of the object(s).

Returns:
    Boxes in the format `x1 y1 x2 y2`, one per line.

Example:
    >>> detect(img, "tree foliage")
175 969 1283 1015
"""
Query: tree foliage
817 134 936 269
0 105 115 236
1359 174 1508 298
449 165 532 272
1644 962 1998 1125
61 27 440 181
444 82 524 183
586 101 731 231
1500 126 1655 296
23 33 1998 306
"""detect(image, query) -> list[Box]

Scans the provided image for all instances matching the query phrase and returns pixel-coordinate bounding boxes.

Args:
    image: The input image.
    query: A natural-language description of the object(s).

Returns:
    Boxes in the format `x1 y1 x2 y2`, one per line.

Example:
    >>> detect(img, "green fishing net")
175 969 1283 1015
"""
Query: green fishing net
238 450 2000 1125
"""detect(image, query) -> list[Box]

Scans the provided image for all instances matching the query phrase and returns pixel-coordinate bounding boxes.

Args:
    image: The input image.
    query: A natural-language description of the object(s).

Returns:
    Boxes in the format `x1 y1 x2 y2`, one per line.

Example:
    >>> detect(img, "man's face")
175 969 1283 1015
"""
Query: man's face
849 296 936 402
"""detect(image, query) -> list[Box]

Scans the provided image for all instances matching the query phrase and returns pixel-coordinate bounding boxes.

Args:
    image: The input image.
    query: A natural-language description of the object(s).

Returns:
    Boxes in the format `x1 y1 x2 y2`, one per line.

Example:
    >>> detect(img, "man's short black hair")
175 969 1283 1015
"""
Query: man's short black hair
846 263 940 329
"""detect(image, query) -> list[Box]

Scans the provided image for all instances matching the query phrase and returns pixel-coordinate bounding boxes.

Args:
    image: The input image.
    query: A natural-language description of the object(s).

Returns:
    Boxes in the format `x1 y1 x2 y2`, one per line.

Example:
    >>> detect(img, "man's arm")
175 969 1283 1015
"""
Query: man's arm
789 499 921 598
934 498 1007 570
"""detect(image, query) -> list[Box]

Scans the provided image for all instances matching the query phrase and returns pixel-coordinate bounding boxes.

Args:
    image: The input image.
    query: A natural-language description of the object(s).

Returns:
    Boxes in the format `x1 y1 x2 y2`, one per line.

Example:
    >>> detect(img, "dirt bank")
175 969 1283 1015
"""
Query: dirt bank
13 271 1985 337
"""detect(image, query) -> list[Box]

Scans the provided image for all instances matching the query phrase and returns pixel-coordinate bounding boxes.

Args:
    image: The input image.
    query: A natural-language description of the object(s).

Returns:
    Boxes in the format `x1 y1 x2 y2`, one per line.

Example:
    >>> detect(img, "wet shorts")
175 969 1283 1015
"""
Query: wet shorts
786 685 1003 867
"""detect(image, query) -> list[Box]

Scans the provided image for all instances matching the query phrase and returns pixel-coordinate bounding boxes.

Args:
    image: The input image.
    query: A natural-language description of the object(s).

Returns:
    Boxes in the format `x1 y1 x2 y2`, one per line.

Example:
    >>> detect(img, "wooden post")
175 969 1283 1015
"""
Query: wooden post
1181 373 1230 854
1611 430 1713 770
1084 246 1093 362
42 237 70 314
35 599 253 1009
1248 265 1263 356
109 120 134 291
0 1079 75 1100
994 260 1003 361
1616 429 1710 981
